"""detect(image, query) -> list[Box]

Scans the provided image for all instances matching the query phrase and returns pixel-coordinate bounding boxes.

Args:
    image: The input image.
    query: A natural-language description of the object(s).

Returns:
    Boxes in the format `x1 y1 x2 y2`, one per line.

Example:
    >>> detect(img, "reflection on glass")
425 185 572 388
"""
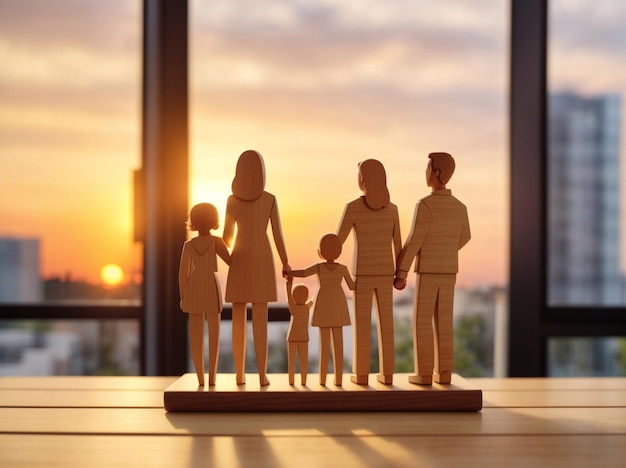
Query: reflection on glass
0 320 140 376
548 0 626 306
548 93 624 305
0 1 142 303
548 337 626 376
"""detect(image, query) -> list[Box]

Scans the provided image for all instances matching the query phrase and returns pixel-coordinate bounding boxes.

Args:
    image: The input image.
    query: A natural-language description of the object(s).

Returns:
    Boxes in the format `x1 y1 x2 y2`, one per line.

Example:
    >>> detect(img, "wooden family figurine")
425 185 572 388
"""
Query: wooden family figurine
394 152 471 385
178 150 470 390
222 150 291 386
337 159 402 385
178 203 231 387
288 233 356 386
285 278 312 385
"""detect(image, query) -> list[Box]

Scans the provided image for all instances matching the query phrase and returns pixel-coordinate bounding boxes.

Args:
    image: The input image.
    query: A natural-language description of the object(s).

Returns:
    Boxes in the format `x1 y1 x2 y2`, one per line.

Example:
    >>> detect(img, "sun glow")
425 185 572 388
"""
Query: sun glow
100 263 125 286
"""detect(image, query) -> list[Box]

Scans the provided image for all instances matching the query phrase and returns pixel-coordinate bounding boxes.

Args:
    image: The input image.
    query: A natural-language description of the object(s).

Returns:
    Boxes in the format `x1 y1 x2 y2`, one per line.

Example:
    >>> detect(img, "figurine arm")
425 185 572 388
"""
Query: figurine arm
286 277 296 312
178 243 191 301
288 264 318 278
336 203 354 244
392 206 403 268
396 202 432 280
215 237 231 265
459 208 471 250
222 196 235 249
341 265 356 291
269 197 290 274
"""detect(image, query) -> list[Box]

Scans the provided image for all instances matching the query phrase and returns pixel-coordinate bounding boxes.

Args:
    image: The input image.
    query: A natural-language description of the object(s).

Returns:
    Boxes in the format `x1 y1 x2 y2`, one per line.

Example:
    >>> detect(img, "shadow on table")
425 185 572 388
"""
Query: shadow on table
165 410 485 466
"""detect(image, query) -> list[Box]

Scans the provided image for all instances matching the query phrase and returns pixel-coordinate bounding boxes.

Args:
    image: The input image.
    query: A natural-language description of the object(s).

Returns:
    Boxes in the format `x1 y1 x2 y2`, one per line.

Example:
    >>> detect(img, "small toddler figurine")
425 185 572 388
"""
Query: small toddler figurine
288 234 355 385
285 277 312 385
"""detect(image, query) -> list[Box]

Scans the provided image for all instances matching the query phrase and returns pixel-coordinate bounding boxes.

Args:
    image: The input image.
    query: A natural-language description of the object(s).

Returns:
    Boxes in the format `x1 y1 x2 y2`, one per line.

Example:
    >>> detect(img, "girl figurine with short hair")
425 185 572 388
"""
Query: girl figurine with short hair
179 203 231 386
288 233 355 386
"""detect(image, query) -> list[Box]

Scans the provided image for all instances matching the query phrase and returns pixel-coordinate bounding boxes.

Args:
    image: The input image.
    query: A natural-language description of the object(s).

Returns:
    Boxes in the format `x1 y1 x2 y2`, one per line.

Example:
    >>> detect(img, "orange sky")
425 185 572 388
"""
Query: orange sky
1 0 625 293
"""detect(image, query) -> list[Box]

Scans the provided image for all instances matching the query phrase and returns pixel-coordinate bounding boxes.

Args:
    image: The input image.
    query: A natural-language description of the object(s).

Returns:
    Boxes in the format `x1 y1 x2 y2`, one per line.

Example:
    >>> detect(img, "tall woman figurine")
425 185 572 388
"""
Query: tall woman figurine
223 150 290 386
337 159 402 385
179 203 231 387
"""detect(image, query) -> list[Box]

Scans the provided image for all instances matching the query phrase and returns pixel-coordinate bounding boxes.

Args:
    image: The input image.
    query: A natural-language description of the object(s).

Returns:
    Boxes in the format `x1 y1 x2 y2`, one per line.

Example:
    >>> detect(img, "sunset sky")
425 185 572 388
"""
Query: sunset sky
0 0 624 294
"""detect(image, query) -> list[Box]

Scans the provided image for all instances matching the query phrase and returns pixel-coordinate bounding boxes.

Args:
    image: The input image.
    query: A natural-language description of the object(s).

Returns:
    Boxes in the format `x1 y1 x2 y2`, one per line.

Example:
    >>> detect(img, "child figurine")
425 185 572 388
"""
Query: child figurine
288 233 356 386
285 277 313 385
179 203 231 386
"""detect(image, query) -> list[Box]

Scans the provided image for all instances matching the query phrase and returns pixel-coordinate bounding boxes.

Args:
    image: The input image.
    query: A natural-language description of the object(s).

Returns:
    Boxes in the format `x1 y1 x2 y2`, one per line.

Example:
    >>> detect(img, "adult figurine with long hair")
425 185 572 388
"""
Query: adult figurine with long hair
223 150 290 386
394 152 471 385
337 159 402 385
178 203 231 387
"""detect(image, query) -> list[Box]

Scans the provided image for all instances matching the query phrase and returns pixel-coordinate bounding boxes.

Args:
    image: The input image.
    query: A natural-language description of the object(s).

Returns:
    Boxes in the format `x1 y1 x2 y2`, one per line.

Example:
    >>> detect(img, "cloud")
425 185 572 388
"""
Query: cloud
192 0 506 91
550 2 626 58
0 0 138 52
190 0 508 146
0 0 510 285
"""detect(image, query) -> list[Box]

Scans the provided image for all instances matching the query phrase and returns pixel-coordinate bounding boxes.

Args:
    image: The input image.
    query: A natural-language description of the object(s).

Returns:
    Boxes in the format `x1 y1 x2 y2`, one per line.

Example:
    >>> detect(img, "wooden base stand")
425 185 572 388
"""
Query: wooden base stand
164 373 482 412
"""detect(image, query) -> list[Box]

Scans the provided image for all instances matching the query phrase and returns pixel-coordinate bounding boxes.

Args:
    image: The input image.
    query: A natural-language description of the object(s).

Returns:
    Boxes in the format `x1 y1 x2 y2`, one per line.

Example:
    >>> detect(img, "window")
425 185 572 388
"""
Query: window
3 0 510 378
0 1 143 375
509 0 626 376
190 0 508 376
545 0 626 375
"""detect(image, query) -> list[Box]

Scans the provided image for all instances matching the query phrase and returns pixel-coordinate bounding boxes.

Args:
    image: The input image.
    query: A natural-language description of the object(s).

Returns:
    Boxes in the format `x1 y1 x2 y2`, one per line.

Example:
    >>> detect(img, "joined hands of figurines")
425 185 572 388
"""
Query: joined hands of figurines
394 152 470 385
177 150 469 397
287 233 355 386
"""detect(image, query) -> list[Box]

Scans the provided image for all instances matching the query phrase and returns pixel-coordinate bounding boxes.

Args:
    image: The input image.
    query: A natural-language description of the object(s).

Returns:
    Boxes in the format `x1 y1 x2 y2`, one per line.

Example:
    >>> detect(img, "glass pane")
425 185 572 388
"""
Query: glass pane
548 1 626 306
0 320 140 376
0 1 142 303
548 337 626 376
191 0 507 377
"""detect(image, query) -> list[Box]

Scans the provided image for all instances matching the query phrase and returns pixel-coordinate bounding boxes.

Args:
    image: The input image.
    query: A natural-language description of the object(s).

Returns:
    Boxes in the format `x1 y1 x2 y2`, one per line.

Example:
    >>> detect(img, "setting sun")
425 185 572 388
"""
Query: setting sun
100 264 125 286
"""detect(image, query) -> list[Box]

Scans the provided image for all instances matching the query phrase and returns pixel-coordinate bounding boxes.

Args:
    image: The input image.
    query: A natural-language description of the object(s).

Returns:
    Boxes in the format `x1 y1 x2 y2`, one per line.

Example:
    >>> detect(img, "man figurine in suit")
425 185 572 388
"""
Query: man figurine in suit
394 152 471 385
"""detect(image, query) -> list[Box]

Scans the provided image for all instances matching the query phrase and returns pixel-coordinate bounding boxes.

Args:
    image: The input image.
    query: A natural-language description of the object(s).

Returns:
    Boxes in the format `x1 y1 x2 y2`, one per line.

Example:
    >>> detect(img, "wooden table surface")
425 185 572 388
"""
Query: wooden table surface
1 375 625 467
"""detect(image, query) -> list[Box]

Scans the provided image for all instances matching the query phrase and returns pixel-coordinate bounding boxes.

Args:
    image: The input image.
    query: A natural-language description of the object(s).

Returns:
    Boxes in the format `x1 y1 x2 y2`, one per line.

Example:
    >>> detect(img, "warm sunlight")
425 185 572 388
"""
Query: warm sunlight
100 263 125 286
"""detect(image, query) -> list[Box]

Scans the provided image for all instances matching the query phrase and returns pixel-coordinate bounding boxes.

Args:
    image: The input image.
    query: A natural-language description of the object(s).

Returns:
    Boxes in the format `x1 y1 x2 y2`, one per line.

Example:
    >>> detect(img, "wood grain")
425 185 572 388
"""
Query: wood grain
163 373 481 412
3 434 625 468
2 376 626 467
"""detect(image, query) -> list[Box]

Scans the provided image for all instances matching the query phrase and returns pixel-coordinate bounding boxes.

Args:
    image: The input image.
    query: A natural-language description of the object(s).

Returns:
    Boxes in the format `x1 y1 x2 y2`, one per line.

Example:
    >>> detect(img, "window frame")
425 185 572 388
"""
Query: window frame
508 0 626 376
10 0 623 378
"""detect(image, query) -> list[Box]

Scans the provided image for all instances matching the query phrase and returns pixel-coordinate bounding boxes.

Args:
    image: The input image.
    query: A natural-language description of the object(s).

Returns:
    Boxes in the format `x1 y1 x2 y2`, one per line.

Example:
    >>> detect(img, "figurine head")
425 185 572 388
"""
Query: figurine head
318 233 342 262
187 203 219 232
232 149 266 201
427 152 455 188
292 284 309 304
358 159 390 210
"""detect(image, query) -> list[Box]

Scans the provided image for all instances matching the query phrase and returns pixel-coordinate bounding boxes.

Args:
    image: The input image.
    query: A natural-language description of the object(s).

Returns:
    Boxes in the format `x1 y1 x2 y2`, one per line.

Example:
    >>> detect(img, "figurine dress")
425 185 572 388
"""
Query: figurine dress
224 191 284 303
223 183 289 386
179 234 228 386
180 236 223 314
311 263 352 328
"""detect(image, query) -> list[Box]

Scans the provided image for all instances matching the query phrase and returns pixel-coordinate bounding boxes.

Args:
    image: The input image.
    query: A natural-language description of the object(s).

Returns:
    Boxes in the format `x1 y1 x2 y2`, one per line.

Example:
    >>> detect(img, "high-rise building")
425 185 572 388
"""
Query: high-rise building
0 237 42 302
548 92 624 306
